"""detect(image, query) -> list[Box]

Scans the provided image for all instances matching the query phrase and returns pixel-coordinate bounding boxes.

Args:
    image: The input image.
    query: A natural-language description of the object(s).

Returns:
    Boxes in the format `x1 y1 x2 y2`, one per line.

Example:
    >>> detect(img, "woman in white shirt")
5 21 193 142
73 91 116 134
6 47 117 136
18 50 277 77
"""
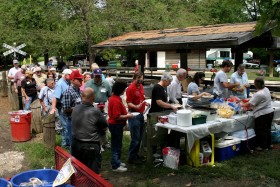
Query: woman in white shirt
241 77 274 151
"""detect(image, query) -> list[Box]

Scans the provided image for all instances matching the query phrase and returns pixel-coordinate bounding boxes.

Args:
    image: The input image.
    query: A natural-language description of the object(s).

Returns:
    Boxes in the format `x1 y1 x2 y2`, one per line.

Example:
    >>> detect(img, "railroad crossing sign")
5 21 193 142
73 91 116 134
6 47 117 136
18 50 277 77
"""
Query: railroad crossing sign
3 42 27 57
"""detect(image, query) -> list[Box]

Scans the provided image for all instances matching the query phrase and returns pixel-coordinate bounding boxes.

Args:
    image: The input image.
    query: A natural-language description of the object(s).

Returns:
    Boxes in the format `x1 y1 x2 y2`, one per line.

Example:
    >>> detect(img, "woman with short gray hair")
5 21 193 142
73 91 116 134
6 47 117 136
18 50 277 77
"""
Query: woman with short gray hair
161 72 173 82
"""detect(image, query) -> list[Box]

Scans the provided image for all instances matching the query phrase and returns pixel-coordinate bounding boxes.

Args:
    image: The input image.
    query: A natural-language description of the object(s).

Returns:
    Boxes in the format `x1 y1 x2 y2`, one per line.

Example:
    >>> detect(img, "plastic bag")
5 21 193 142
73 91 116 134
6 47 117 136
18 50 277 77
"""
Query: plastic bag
162 147 180 169
210 98 224 109
271 123 280 143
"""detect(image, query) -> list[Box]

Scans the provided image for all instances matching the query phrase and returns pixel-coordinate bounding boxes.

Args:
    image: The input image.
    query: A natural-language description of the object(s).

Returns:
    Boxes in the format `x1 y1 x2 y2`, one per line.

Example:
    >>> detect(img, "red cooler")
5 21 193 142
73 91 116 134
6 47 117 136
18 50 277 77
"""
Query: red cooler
8 110 32 142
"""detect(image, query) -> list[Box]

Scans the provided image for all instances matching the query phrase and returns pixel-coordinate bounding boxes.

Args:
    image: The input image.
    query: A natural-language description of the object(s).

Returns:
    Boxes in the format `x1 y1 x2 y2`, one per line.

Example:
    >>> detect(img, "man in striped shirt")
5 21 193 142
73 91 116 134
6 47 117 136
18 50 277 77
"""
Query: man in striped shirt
61 70 83 150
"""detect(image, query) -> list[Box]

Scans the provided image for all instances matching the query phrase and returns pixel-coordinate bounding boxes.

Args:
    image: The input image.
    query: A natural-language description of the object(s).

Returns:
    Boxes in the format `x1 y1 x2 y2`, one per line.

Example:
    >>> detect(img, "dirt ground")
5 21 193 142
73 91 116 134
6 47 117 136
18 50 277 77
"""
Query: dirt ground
0 96 31 178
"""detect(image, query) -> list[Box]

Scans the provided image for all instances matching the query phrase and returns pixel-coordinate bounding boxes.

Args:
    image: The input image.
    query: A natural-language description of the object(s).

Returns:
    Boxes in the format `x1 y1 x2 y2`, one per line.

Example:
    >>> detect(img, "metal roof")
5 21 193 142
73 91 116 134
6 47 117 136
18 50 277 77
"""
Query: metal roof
93 22 261 50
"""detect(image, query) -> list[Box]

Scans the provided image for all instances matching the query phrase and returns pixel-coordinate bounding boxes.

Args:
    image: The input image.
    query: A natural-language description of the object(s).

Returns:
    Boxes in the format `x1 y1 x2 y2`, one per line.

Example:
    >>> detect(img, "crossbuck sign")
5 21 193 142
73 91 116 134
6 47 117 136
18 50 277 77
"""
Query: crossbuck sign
3 43 27 57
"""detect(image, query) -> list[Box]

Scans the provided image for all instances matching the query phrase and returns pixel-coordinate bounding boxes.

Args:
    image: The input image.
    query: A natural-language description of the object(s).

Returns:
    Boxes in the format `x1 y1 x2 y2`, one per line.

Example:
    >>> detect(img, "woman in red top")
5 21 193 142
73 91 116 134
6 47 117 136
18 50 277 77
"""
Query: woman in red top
108 81 133 172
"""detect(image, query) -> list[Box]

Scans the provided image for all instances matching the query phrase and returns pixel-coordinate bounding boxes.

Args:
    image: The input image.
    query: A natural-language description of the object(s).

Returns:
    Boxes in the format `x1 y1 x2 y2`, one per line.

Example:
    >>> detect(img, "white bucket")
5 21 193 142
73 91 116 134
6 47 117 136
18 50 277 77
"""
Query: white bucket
177 109 192 126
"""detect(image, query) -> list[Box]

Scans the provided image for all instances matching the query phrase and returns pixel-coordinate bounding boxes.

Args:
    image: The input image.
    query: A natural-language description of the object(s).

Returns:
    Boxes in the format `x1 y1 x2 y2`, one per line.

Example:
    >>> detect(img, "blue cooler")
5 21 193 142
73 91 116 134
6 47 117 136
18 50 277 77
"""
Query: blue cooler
230 128 256 154
215 137 241 162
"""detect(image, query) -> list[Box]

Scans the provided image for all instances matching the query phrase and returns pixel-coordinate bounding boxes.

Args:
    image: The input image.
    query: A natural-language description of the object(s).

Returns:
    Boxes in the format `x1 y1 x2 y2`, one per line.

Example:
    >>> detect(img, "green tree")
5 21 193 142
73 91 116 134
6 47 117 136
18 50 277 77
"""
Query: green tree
0 0 81 62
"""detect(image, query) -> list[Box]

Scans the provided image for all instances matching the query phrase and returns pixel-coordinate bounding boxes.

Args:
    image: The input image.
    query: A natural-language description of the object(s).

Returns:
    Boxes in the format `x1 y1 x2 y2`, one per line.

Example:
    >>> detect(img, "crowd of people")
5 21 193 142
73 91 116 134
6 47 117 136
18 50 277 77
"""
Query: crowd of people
7 59 275 174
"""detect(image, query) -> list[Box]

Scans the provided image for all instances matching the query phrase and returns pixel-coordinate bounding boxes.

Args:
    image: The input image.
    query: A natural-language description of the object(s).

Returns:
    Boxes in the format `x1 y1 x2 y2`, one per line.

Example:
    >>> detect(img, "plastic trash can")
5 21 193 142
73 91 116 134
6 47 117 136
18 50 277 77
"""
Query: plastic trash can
11 169 74 187
8 110 32 142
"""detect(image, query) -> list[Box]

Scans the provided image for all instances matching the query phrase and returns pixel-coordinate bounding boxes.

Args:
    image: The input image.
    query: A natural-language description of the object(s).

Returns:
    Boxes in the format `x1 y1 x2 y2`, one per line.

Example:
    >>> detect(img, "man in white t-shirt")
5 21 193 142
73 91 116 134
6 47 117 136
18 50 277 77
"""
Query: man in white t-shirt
213 60 239 98
8 60 21 89
167 68 187 104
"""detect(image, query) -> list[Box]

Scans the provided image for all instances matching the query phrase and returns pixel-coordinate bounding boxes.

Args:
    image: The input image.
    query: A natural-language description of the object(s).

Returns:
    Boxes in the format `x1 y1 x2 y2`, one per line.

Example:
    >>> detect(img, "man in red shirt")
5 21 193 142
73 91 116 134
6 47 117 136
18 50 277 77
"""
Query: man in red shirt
126 72 149 164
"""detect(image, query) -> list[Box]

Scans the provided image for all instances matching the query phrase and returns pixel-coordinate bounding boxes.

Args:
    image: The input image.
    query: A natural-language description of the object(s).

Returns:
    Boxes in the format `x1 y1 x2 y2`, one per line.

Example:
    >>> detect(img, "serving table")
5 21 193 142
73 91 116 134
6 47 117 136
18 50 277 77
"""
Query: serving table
144 105 280 163
156 114 254 152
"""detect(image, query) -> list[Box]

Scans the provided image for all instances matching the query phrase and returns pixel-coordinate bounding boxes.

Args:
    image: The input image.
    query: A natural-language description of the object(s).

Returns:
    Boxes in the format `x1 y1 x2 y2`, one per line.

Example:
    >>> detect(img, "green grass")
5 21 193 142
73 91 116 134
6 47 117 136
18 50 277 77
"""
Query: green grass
15 142 55 169
17 133 280 186
37 57 44 62
102 134 280 186
15 134 63 169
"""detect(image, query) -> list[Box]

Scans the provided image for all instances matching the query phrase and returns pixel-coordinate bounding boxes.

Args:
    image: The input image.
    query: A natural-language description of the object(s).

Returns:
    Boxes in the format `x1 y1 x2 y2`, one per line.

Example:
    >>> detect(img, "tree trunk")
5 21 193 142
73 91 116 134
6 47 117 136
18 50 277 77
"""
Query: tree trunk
81 1 94 67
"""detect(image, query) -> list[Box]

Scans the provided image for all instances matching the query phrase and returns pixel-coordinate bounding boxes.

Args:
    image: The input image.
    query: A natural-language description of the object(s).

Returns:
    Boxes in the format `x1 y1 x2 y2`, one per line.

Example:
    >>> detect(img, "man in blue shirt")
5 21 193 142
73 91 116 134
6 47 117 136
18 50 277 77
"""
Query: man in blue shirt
230 64 250 99
50 69 72 147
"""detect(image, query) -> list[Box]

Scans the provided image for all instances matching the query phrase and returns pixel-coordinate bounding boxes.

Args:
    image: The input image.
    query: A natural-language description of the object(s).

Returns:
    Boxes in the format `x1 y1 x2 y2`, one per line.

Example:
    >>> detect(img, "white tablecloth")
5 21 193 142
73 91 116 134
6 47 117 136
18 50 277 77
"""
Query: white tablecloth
156 114 256 152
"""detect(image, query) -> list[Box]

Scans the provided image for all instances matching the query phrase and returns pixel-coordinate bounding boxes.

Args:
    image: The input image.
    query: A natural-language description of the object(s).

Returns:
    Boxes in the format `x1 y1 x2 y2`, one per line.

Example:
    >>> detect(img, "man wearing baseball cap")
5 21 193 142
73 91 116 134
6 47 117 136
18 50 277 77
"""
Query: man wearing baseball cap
8 59 21 92
85 68 112 103
33 67 47 90
61 70 83 149
49 67 59 83
85 68 112 149
13 65 27 109
50 68 72 147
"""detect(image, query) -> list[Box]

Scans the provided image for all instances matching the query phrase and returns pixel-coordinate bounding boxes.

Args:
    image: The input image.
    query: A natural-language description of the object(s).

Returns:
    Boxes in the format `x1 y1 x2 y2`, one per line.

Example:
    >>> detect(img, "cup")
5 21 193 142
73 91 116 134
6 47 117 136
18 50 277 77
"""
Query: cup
93 103 98 108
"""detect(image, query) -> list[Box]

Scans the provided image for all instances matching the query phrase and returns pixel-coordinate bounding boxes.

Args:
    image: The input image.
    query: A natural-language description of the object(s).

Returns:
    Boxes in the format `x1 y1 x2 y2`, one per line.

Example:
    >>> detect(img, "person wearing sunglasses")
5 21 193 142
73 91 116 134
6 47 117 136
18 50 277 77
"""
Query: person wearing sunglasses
33 67 47 91
61 70 83 149
21 70 38 110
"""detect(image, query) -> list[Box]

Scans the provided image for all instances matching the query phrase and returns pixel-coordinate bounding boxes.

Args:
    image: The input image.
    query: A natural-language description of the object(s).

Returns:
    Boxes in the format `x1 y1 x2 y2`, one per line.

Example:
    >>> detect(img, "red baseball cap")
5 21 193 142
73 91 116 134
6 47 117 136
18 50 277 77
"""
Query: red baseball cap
70 70 83 80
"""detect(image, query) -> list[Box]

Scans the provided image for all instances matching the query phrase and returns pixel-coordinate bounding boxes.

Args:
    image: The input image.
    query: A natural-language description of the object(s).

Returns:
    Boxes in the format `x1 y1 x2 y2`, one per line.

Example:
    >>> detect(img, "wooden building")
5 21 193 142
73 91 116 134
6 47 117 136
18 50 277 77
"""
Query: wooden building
93 22 280 76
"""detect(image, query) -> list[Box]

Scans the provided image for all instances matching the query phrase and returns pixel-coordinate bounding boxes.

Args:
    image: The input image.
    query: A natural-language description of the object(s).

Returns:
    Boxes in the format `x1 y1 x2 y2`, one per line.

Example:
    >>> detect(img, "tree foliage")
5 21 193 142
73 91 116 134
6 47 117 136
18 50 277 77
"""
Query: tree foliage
0 0 278 64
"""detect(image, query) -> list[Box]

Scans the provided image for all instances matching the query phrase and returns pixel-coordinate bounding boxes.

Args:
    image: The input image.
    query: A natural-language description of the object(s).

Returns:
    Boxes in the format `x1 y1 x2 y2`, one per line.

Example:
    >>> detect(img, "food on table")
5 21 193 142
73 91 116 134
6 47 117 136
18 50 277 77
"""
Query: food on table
217 108 235 118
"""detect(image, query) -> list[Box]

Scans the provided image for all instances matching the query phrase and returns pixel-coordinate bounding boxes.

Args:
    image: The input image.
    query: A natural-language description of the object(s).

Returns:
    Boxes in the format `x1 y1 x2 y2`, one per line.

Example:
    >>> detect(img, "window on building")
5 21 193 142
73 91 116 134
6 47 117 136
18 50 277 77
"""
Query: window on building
220 51 230 58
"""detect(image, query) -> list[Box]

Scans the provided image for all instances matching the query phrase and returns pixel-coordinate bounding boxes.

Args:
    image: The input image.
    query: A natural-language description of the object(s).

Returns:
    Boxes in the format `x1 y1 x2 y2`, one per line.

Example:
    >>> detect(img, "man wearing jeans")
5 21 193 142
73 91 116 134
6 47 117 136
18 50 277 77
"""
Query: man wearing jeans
126 72 149 164
61 70 83 149
50 69 72 147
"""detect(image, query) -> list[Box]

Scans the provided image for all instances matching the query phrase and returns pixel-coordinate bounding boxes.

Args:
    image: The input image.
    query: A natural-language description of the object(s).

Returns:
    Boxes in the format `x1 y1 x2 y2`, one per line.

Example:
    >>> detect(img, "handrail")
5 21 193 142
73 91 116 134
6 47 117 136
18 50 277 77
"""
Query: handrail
78 66 211 78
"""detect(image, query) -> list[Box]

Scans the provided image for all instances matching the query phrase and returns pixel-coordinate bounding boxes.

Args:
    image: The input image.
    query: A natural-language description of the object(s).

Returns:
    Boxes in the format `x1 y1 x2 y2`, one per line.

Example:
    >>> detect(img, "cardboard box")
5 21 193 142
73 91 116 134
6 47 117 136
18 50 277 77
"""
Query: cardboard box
186 134 215 167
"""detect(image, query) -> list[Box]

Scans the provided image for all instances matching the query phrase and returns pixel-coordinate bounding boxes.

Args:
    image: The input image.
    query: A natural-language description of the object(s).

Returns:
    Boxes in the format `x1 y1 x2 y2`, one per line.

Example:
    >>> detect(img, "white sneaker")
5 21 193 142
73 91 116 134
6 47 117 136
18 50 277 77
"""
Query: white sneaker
112 166 127 172
120 162 126 167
